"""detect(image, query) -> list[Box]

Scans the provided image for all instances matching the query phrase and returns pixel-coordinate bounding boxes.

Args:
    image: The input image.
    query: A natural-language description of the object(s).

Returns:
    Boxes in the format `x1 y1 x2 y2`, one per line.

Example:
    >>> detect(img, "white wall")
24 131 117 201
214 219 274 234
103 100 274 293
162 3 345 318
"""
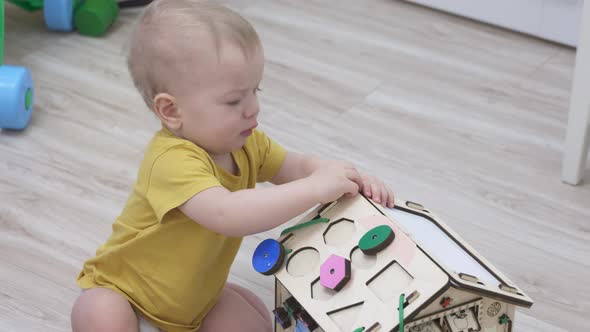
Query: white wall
406 0 583 47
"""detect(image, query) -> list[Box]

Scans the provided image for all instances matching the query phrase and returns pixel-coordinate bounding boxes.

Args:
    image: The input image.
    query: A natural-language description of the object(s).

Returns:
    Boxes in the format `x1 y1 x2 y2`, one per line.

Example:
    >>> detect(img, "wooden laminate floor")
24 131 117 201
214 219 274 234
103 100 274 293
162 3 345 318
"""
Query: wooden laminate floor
1 0 589 331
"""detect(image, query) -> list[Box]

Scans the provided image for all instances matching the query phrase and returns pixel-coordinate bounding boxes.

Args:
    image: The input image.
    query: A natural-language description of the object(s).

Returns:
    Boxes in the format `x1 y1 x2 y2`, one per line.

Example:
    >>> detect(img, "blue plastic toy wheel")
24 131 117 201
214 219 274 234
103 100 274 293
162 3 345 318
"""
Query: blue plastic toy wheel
0 66 34 130
252 239 285 275
44 0 75 31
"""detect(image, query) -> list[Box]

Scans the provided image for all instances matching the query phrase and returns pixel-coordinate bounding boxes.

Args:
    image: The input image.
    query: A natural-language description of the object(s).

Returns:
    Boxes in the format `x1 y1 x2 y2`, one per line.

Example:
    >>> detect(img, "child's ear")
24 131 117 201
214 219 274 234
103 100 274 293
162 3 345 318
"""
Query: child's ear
153 93 182 130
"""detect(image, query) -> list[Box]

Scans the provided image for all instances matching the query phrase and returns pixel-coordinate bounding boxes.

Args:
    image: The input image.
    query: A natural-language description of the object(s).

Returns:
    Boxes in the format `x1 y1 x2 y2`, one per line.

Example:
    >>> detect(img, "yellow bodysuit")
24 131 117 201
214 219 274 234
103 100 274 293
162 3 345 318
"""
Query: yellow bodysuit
77 127 286 332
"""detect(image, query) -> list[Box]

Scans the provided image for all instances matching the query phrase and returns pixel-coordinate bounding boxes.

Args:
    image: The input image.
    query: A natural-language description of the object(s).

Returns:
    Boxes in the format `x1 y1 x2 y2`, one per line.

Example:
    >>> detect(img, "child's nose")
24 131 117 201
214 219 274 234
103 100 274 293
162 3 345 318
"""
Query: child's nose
243 97 260 118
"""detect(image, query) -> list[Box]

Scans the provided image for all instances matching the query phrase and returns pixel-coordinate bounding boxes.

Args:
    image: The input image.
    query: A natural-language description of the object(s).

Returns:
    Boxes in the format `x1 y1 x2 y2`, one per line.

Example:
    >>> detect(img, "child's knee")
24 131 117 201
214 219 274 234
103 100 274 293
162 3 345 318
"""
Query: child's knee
253 314 273 332
200 285 272 332
226 283 270 320
71 288 138 332
226 286 272 332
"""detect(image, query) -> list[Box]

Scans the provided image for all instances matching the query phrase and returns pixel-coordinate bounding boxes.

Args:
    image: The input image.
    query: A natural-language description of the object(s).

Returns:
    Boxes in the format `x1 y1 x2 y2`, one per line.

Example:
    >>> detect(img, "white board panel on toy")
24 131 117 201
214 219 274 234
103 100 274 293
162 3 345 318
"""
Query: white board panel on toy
374 201 533 308
273 195 449 332
385 208 501 287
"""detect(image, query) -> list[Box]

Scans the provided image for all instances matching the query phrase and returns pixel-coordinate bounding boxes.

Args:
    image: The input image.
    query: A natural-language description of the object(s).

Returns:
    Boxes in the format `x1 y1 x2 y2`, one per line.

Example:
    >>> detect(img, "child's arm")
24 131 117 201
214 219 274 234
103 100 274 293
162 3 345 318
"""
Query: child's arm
270 152 395 208
178 163 362 237
268 152 324 185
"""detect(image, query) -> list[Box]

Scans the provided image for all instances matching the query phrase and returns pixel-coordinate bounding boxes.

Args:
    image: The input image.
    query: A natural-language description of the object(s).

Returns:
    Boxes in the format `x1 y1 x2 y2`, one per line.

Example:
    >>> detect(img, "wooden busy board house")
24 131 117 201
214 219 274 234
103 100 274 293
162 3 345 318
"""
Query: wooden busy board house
251 195 533 332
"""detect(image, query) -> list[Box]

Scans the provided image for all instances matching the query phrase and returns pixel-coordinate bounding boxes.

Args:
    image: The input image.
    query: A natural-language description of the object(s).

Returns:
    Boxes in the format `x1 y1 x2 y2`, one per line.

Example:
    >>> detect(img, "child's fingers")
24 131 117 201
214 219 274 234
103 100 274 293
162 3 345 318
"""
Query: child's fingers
358 175 367 194
371 182 382 203
381 186 391 208
380 186 389 206
362 177 373 196
379 181 390 207
387 187 395 207
345 169 362 188
364 184 371 196
358 176 391 208
345 179 360 196
377 182 389 207
363 175 376 197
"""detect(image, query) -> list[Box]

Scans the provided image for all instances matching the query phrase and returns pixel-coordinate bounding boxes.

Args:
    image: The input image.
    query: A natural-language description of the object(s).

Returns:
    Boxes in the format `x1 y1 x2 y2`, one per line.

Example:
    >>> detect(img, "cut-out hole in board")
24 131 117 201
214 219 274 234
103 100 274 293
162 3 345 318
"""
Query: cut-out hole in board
444 308 480 331
409 321 443 332
323 218 355 246
327 301 364 331
366 322 382 332
311 276 335 301
287 247 319 277
350 246 377 269
366 261 413 302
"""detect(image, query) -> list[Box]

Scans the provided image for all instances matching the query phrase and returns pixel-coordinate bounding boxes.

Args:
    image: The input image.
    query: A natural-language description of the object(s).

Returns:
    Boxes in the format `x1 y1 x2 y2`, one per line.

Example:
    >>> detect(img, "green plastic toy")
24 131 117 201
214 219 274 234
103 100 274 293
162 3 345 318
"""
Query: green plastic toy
1 1 4 63
7 0 43 11
5 0 151 37
0 0 151 130
1 0 35 130
74 0 119 37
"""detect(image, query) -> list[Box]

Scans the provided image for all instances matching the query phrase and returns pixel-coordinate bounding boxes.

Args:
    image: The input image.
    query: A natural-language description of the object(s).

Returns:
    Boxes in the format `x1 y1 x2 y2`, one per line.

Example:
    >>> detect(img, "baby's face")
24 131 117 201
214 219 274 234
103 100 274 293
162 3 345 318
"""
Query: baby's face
175 41 264 156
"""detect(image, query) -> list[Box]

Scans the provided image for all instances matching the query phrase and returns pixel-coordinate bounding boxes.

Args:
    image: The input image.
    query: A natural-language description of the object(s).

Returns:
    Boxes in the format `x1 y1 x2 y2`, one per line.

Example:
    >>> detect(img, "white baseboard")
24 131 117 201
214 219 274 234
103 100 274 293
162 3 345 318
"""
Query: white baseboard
405 0 582 47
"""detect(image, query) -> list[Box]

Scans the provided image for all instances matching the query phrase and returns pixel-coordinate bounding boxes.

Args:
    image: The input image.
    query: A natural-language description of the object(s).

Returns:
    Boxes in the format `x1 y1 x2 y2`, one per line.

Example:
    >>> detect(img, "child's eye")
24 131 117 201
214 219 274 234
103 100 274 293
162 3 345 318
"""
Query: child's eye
227 99 241 106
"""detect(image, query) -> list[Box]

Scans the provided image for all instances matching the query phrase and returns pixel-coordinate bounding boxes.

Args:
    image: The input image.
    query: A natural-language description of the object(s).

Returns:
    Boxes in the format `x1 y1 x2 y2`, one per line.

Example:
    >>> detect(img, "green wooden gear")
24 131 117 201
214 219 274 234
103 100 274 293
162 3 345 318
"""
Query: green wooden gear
358 224 395 255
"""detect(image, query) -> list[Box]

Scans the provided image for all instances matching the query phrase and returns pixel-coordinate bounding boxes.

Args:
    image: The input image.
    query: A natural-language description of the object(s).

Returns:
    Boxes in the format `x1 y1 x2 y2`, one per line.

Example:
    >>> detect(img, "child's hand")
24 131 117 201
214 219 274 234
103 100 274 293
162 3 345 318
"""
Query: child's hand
360 173 395 208
309 164 362 204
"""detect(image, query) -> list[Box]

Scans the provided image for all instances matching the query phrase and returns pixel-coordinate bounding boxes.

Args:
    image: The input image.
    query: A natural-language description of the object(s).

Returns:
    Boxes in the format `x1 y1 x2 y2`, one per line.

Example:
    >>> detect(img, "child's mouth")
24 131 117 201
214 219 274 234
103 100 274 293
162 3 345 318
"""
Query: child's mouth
240 128 254 137
240 124 257 137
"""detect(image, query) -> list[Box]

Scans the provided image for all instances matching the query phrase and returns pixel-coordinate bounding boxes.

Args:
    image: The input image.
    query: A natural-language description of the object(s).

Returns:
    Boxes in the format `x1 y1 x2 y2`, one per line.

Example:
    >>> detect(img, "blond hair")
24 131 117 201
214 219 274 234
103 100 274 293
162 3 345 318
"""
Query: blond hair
127 0 262 109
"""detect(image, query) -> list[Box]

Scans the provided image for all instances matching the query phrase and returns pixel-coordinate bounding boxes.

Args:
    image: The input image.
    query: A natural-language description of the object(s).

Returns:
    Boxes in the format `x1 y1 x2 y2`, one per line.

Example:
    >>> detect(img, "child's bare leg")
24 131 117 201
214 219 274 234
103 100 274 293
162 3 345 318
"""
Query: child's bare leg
225 283 271 322
199 283 272 332
71 288 138 332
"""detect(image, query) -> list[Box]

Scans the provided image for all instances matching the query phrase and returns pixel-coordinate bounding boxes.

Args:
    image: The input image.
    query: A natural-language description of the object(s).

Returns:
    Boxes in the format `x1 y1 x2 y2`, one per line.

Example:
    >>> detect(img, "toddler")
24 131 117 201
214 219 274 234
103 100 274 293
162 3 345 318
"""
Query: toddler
70 1 394 331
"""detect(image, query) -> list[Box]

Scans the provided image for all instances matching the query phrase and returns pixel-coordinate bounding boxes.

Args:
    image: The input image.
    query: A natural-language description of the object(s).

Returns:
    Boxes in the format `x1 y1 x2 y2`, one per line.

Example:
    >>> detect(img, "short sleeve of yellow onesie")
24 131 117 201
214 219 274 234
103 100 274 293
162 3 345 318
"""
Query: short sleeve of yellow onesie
77 127 286 332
